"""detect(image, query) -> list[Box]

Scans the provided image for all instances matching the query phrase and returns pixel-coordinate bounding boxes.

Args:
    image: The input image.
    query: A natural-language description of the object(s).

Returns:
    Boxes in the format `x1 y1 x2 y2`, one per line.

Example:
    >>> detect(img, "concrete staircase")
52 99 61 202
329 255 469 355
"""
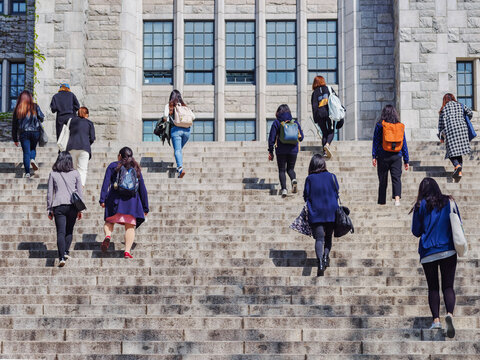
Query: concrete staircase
0 140 479 359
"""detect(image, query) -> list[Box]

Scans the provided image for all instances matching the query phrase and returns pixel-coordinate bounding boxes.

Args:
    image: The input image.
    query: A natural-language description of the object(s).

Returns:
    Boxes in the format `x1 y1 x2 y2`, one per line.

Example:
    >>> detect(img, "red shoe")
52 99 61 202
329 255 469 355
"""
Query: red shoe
101 237 110 252
124 251 133 258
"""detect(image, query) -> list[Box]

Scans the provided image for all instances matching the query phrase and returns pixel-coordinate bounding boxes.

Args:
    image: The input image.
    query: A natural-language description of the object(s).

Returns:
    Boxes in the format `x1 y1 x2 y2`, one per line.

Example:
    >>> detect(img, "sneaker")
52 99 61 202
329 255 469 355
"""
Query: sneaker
452 165 462 180
178 167 186 179
281 189 288 198
23 173 31 178
124 251 133 259
428 322 442 330
445 315 455 338
64 254 72 261
291 179 298 194
30 159 39 171
101 237 110 252
58 259 66 267
323 144 332 159
394 200 401 207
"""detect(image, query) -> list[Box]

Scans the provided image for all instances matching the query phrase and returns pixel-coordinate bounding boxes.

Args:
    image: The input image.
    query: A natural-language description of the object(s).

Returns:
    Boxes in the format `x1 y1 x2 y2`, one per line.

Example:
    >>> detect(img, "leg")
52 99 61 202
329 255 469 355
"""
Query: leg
29 131 40 162
318 118 329 147
439 254 457 315
325 118 335 145
171 128 183 169
286 154 297 182
390 156 403 200
53 206 68 260
311 223 326 276
376 158 389 205
276 154 287 190
124 224 135 253
181 128 191 148
104 222 114 237
449 157 461 167
19 133 31 174
323 222 334 256
422 260 441 321
63 205 78 256
76 150 90 186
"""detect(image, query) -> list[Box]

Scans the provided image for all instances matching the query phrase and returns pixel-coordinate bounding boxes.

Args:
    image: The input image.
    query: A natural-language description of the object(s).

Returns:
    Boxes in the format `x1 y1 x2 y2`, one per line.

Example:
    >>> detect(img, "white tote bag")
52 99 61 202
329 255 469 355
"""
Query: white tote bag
449 200 468 257
57 118 72 152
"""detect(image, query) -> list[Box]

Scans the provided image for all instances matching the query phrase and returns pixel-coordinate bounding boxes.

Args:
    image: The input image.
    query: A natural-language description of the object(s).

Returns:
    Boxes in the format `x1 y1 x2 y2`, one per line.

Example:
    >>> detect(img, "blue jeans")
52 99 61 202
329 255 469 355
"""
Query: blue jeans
171 126 191 169
19 131 40 174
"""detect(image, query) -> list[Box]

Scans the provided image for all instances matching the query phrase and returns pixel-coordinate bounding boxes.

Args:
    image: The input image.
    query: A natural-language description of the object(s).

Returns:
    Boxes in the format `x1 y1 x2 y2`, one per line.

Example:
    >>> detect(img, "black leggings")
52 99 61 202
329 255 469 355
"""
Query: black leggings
276 153 297 190
318 117 335 147
422 254 457 320
449 156 463 167
53 204 78 260
311 222 334 262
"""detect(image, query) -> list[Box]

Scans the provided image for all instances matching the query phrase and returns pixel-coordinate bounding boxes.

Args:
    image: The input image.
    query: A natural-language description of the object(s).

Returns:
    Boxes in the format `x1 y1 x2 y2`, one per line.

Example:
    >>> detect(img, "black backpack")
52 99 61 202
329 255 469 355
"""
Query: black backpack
114 166 139 197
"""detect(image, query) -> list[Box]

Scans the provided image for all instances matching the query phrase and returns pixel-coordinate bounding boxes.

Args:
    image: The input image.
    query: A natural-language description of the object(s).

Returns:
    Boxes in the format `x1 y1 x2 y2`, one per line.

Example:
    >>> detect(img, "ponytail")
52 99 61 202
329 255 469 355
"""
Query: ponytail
115 146 141 177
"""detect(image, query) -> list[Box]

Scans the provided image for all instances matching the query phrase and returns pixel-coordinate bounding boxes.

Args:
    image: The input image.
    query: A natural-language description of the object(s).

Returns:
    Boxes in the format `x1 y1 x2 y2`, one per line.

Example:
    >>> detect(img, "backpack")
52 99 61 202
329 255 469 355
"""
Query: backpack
327 86 345 122
114 166 139 197
382 121 405 152
173 105 195 128
279 120 299 145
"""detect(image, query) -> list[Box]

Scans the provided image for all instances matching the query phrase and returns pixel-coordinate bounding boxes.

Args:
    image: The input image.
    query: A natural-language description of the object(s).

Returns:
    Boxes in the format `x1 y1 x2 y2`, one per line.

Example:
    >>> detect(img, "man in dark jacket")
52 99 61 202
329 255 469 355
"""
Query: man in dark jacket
50 83 80 139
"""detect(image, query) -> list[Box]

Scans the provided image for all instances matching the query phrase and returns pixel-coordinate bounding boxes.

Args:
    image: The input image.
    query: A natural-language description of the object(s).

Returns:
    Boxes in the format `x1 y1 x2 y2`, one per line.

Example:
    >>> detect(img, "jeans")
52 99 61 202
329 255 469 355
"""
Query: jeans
422 254 457 320
318 117 335 147
311 222 334 262
449 156 463 167
53 204 78 260
70 149 90 186
276 153 297 190
377 153 402 204
171 126 191 169
19 131 40 175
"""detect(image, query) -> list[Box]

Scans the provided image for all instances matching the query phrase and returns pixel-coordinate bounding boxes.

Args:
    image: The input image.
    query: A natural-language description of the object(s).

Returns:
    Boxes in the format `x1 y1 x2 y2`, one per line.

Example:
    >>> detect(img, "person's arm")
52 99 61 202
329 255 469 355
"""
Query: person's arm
75 171 83 200
164 104 170 119
311 91 319 119
464 105 473 120
372 123 382 159
89 121 96 145
411 205 424 238
138 173 149 214
438 112 445 139
297 120 304 142
99 164 113 204
73 94 80 111
50 96 57 113
268 121 279 155
402 134 409 165
47 173 54 213
36 105 45 122
303 177 310 203
12 113 19 143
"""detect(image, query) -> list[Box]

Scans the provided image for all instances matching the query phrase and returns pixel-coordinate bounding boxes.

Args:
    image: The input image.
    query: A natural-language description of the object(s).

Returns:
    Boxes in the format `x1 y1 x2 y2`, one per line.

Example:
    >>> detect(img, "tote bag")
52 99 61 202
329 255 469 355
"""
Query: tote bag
57 118 72 152
449 200 467 257
289 204 312 237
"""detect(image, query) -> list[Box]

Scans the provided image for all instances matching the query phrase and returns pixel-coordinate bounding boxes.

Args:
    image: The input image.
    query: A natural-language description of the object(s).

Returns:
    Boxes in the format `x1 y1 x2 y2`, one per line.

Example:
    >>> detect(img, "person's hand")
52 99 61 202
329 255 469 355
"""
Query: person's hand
440 139 444 144
372 159 377 167
48 212 53 220
268 153 274 161
77 212 83 220
144 212 148 217
100 203 105 208
162 116 167 122
404 163 409 171
14 142 19 147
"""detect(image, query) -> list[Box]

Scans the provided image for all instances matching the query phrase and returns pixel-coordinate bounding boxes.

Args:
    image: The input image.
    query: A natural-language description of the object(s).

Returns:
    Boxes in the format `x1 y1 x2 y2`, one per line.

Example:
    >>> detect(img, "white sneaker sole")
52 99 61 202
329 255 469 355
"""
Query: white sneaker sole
30 161 39 171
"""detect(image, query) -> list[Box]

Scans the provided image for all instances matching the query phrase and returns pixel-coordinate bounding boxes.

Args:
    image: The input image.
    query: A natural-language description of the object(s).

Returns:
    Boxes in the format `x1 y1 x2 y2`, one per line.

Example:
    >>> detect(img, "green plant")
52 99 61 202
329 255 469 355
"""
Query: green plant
25 2 45 101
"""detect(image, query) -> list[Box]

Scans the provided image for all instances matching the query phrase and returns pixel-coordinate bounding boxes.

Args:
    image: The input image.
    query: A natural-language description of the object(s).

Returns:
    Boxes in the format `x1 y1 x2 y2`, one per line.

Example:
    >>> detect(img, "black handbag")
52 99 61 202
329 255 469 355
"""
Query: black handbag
332 174 354 237
60 173 86 212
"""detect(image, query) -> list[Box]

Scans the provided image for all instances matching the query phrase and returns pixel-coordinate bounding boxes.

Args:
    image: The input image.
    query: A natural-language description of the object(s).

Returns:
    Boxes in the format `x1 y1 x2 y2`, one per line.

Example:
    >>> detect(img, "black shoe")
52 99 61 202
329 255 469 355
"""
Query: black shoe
445 315 455 338
317 261 325 277
322 254 330 268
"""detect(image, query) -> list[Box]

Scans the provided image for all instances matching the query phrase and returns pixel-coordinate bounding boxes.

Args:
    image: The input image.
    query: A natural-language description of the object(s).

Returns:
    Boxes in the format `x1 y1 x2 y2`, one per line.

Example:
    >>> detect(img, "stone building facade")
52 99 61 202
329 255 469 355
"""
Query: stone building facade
9 0 480 142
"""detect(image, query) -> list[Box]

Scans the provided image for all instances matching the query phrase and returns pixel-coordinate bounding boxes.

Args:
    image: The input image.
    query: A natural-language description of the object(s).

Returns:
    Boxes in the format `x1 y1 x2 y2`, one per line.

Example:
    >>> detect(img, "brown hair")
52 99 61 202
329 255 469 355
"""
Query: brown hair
439 93 457 114
116 147 142 177
168 90 186 115
312 76 326 90
78 107 89 118
14 90 37 120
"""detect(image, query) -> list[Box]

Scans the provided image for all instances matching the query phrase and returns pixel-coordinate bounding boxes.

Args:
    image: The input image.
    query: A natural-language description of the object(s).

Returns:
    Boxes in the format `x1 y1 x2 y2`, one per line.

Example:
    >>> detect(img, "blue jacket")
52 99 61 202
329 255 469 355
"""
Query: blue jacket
268 114 304 155
99 162 149 228
411 199 457 259
372 122 409 163
303 172 339 224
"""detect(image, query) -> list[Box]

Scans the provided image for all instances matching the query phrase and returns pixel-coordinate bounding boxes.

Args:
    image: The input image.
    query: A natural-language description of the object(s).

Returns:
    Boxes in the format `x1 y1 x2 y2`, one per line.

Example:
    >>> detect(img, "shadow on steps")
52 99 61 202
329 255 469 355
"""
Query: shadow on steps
269 249 318 276
243 178 278 195
140 157 175 177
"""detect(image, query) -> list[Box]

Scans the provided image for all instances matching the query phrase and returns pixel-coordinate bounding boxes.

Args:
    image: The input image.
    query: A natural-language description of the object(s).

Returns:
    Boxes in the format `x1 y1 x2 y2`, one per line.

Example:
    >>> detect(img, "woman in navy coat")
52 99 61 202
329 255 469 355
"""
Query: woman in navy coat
99 147 149 258
303 154 339 276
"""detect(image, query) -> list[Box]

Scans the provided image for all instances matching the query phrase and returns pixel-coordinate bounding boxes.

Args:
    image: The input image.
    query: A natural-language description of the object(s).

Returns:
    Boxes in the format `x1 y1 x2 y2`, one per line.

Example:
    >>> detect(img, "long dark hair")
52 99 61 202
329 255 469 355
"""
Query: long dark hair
14 90 37 120
116 147 141 177
52 151 74 172
168 89 186 115
439 93 457 114
378 105 399 124
410 177 452 214
308 154 327 175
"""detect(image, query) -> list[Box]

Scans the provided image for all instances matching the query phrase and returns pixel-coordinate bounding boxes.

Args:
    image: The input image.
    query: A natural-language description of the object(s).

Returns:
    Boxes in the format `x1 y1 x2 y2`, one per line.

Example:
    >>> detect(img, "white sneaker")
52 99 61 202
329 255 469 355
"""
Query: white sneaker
428 322 442 330
291 179 298 194
64 254 72 260
281 189 288 198
30 159 39 171
395 200 401 207
23 173 31 178
323 144 332 159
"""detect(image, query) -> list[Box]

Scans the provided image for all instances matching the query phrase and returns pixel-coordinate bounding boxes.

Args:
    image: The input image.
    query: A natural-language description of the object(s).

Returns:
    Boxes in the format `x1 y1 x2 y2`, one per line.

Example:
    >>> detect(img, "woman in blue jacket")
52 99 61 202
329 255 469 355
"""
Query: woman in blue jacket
268 104 304 198
99 147 149 258
411 177 458 338
304 154 339 276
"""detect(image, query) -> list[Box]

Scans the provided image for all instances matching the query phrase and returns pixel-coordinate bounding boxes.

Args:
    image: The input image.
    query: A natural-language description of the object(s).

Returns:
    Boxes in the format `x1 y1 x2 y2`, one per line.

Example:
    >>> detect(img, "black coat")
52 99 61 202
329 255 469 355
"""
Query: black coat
50 91 80 138
311 86 331 124
12 104 45 142
66 116 96 159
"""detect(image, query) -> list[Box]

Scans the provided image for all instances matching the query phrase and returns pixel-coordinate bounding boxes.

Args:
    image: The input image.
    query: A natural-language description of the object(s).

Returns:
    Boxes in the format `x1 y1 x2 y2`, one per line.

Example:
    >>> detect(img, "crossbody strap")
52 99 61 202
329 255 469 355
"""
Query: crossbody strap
332 173 342 205
59 172 73 196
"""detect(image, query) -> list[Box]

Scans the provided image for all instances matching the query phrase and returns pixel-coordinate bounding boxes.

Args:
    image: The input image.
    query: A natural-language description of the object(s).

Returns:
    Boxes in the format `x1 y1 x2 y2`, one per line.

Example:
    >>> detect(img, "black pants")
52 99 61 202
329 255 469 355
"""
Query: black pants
276 153 297 190
318 117 335 147
311 222 334 262
422 254 457 320
449 156 463 167
377 153 402 204
53 204 78 260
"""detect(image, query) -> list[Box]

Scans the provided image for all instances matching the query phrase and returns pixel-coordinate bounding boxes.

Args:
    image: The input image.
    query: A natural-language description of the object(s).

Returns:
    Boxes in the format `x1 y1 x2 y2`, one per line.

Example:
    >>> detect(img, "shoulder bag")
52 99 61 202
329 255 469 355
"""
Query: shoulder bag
463 106 476 142
449 200 467 257
332 174 354 237
289 204 312 237
57 118 72 151
59 173 86 212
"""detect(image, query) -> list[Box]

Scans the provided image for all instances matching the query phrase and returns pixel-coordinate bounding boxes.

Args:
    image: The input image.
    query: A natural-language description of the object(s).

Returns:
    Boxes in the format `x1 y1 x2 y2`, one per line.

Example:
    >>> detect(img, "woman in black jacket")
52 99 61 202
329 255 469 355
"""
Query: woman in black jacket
12 90 45 178
50 83 80 139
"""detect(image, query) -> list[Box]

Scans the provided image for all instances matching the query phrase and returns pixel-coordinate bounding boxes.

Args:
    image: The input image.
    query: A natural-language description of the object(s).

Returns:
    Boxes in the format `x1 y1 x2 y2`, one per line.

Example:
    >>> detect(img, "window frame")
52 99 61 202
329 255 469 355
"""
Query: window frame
10 0 26 14
307 20 338 85
266 20 297 85
225 21 256 85
457 61 474 110
142 119 161 142
191 119 215 142
8 62 25 111
143 21 174 85
225 119 256 141
184 21 215 85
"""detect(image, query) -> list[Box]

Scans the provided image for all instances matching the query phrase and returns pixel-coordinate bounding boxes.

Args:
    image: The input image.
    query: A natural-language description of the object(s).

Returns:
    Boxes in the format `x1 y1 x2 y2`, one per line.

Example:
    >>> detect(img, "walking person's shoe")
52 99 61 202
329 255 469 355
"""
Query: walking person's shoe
124 251 133 259
322 253 330 268
291 179 298 194
394 199 401 207
452 165 462 181
281 189 288 198
323 144 332 159
317 260 325 277
101 236 110 253
428 322 442 330
30 159 39 171
23 173 31 179
445 315 455 338
58 258 66 267
64 254 72 261
177 167 186 178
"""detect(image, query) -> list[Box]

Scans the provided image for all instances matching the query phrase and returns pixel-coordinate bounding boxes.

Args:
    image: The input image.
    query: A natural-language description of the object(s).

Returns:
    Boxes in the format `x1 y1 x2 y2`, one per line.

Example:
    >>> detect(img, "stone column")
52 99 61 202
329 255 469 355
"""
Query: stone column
174 0 184 93
1 60 7 111
256 0 266 141
475 59 480 111
296 0 307 126
3 0 8 15
215 0 225 141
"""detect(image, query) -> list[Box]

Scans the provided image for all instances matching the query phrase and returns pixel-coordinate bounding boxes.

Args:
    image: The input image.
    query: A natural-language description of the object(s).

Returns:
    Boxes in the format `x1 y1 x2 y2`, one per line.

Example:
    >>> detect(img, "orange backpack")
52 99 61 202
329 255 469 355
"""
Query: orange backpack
382 121 405 152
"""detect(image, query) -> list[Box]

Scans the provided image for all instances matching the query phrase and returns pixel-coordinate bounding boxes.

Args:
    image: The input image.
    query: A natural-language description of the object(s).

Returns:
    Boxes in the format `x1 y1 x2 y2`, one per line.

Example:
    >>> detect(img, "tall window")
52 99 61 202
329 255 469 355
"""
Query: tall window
142 120 161 142
457 61 474 109
9 63 25 110
185 21 214 85
143 21 173 85
11 0 26 14
0 1 4 13
226 21 255 84
308 20 338 84
191 119 214 141
266 21 296 85
0 65 2 112
226 119 256 141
